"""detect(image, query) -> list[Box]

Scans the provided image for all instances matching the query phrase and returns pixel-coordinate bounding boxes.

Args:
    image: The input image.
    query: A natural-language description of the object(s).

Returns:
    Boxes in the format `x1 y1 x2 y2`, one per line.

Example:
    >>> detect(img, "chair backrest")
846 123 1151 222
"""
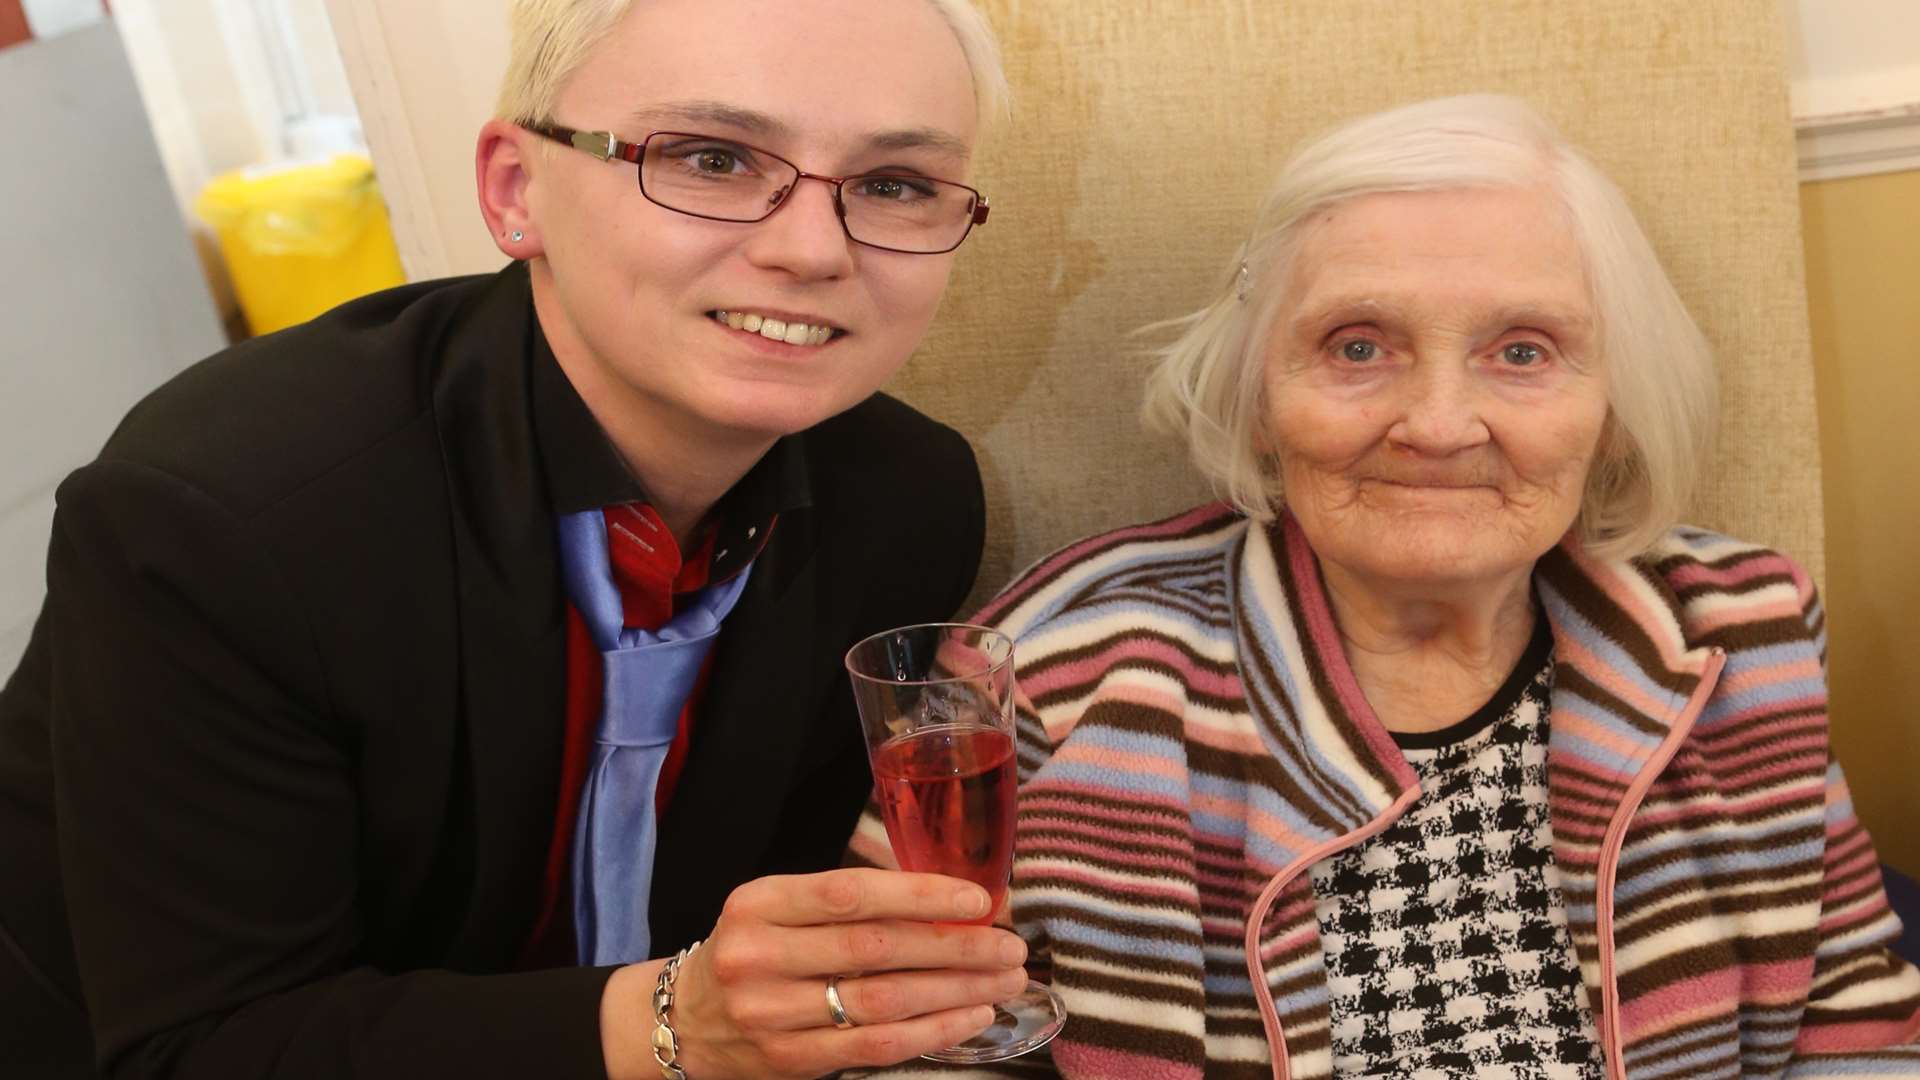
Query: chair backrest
885 0 1823 608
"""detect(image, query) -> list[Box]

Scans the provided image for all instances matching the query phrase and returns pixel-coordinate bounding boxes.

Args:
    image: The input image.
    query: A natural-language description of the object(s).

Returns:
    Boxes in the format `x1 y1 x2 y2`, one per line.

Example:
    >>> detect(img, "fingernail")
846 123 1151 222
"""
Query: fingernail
1002 968 1029 994
957 887 988 918
970 1005 996 1030
999 935 1028 966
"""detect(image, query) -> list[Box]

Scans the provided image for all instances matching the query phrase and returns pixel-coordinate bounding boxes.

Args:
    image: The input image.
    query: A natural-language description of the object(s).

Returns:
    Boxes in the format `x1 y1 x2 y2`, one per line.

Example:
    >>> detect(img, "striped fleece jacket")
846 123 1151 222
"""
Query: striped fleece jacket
850 503 1920 1079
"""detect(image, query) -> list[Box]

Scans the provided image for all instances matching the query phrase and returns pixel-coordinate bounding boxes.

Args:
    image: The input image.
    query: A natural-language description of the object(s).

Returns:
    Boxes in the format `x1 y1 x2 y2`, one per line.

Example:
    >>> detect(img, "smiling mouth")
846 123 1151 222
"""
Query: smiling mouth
709 309 844 347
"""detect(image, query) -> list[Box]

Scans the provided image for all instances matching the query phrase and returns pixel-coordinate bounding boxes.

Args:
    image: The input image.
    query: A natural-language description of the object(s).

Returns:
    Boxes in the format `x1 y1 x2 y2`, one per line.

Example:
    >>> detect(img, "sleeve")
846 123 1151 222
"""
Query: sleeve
46 461 613 1080
1782 762 1920 1075
1780 572 1920 1074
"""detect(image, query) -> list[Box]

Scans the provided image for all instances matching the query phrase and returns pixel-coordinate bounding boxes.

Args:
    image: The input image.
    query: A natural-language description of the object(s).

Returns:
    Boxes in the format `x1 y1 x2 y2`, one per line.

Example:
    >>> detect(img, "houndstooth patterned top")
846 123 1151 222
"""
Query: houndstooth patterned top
1307 620 1605 1079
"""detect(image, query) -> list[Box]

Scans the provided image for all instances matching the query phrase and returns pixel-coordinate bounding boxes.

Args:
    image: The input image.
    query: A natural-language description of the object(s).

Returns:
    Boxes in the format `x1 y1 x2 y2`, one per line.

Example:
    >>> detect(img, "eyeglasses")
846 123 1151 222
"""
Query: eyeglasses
526 124 990 255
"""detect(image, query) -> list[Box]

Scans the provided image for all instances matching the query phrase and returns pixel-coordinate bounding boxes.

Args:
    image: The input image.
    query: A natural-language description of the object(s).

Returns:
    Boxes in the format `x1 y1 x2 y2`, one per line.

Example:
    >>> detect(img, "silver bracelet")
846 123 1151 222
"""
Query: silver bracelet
650 939 702 1080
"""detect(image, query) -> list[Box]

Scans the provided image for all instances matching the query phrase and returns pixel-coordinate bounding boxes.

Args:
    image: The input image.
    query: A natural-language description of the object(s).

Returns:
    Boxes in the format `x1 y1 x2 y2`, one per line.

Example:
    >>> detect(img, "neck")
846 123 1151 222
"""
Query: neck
531 268 774 550
1319 559 1539 734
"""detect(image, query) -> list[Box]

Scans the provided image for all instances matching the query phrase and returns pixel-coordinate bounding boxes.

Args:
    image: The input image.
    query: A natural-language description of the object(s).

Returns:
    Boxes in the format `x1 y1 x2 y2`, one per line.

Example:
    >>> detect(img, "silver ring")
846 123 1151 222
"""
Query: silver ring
824 974 856 1029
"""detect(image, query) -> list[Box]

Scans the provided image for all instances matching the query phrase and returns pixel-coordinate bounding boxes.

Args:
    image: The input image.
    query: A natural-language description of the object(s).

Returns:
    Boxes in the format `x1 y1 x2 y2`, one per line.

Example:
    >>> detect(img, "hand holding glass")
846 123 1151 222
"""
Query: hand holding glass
845 624 1065 1063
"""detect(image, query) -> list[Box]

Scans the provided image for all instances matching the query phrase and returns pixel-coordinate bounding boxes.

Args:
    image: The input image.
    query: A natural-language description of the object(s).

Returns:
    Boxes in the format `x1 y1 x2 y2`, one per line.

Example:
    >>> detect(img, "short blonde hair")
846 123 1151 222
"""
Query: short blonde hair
1143 94 1717 561
495 0 1009 133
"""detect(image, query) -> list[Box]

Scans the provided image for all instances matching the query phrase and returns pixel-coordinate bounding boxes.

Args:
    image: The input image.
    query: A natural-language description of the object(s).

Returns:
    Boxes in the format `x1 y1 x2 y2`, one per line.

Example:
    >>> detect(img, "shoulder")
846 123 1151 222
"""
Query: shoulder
980 502 1247 641
1636 525 1823 643
90 272 507 517
802 393 980 544
804 392 974 479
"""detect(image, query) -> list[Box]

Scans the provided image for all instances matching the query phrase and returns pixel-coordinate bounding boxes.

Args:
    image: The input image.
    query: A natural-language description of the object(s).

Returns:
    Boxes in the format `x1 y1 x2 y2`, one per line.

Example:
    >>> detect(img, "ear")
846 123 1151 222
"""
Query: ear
476 119 543 260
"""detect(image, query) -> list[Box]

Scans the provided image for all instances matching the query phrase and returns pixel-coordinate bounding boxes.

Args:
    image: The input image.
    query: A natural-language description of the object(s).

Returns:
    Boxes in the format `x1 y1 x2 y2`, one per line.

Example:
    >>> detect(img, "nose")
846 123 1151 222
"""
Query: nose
742 176 856 281
1387 359 1491 455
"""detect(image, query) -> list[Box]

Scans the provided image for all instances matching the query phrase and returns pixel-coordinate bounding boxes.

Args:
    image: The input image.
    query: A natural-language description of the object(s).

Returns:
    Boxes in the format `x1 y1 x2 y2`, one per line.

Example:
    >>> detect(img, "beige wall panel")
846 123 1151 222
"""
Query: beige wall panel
1800 170 1920 874
892 0 1822 606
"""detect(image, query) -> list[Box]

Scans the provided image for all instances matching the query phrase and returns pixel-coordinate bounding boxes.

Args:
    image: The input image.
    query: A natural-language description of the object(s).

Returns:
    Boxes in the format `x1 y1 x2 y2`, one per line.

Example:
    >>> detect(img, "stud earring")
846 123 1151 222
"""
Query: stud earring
510 230 524 242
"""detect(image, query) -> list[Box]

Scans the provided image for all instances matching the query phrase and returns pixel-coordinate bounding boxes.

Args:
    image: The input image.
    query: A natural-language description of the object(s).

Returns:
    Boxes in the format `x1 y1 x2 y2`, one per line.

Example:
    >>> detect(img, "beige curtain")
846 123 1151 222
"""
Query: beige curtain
889 0 1821 609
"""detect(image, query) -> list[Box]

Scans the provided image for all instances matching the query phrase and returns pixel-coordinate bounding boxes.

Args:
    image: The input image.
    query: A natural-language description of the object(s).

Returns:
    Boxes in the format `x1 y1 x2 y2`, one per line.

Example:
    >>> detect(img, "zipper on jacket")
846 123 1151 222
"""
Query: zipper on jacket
1244 784 1423 1080
1592 646 1726 1080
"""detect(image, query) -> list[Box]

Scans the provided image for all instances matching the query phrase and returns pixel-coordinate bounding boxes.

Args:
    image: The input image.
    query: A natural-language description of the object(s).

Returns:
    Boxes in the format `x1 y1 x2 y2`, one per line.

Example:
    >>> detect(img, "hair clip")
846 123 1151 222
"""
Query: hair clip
1235 262 1251 303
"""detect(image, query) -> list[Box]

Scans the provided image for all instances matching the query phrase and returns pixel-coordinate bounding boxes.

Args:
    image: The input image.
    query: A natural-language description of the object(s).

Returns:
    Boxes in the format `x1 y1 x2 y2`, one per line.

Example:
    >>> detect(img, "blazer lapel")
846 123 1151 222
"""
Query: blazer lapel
647 504 823 952
429 266 569 967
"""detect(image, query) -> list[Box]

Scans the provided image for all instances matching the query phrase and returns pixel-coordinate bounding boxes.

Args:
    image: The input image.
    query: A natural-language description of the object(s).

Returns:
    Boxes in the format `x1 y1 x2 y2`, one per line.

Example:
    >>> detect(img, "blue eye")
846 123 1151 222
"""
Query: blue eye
1340 340 1379 363
1502 343 1544 365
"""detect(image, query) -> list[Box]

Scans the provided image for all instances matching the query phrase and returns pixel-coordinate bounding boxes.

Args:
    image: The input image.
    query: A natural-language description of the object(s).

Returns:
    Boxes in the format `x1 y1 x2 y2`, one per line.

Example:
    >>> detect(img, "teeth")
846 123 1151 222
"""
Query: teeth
712 310 837 346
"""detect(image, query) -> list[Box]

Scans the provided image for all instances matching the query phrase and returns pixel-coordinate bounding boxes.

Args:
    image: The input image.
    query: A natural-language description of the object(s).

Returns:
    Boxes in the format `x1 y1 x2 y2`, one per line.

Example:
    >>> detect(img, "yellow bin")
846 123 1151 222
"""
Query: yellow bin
196 155 408 336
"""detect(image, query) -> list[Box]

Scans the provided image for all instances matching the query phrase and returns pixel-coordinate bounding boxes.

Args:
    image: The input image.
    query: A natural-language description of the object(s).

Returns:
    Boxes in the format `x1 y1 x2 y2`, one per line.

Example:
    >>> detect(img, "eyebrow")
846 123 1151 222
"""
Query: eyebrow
627 100 971 163
1290 296 1594 336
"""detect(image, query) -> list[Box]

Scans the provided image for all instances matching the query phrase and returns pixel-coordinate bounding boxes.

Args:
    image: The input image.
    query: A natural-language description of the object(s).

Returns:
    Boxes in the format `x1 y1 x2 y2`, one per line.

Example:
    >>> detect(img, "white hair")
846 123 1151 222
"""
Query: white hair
1143 93 1717 561
495 0 1008 132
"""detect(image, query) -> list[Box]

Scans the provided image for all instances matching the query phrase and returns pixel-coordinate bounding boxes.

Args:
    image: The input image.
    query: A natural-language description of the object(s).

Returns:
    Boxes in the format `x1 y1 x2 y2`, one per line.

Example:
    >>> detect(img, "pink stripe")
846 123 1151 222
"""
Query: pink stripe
1243 780 1423 1080
1023 864 1197 907
1691 596 1805 634
1664 552 1794 591
1554 634 1678 726
1555 539 1695 673
1794 1012 1920 1054
1019 636 1243 701
1718 658 1824 697
1024 834 1199 876
1551 703 1656 773
1595 648 1724 1080
1279 516 1412 782
1617 960 1812 1041
1054 1040 1204 1080
975 504 1231 623
1055 742 1189 784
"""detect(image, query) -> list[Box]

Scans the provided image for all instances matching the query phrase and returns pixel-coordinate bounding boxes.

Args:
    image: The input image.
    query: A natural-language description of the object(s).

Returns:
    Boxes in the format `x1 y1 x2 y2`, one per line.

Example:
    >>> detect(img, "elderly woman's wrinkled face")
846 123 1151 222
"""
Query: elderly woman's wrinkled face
1262 185 1609 589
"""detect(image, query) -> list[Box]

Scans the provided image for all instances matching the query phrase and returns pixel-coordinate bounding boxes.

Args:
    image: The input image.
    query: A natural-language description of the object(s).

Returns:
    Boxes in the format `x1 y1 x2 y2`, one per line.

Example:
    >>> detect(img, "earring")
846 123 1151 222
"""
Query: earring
510 230 524 242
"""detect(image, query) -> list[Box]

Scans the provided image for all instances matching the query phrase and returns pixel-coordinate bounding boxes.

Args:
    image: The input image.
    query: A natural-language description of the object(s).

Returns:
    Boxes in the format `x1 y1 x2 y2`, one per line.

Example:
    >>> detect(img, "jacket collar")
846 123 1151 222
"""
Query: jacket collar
1230 512 1716 869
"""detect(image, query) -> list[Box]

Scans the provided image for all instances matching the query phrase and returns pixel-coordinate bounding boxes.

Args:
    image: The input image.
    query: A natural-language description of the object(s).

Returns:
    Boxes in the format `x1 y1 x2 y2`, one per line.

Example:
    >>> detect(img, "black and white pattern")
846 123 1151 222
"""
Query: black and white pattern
1309 628 1604 1078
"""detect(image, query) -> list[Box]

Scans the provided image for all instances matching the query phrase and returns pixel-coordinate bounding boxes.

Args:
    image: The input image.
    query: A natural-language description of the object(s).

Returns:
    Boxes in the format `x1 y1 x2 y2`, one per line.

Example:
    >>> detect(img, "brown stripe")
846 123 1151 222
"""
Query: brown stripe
1612 884 1824 950
1615 931 1821 1000
1694 614 1832 655
1613 826 1826 876
1670 568 1796 604
1651 547 1787 576
1019 783 1190 832
1243 527 1381 826
1555 665 1670 739
1268 522 1404 800
1014 903 1204 957
1625 1021 1746 1074
1023 630 1240 712
1692 704 1826 751
1055 1013 1206 1066
1057 967 1205 1008
979 506 1238 623
1539 546 1696 695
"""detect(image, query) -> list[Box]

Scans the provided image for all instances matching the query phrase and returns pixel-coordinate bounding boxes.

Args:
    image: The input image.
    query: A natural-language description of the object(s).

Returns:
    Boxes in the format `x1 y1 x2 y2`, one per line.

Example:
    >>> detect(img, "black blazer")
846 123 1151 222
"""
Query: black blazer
0 265 984 1079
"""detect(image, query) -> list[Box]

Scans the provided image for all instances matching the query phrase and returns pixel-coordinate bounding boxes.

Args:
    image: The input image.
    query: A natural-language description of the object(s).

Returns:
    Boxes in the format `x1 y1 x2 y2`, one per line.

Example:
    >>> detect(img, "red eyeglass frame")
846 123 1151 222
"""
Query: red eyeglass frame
524 123 991 255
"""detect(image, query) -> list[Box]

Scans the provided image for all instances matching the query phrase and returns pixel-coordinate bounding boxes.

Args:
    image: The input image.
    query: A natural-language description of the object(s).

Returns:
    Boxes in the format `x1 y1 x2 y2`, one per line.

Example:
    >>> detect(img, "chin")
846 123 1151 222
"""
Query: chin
700 386 870 441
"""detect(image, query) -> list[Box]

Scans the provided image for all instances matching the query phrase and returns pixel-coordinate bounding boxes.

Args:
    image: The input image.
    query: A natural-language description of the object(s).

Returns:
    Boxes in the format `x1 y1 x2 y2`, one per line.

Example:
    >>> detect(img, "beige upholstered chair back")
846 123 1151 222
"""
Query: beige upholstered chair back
887 0 1822 609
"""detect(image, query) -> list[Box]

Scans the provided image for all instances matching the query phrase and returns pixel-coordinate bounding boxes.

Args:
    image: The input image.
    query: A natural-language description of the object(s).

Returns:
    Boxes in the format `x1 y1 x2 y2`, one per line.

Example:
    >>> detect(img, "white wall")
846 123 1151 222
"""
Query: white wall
324 0 510 281
0 23 226 674
1781 0 1920 179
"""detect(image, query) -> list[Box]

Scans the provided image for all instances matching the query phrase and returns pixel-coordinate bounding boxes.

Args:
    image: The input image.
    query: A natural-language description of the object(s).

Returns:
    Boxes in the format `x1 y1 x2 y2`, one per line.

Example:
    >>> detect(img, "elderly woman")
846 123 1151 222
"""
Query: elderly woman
858 95 1920 1078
